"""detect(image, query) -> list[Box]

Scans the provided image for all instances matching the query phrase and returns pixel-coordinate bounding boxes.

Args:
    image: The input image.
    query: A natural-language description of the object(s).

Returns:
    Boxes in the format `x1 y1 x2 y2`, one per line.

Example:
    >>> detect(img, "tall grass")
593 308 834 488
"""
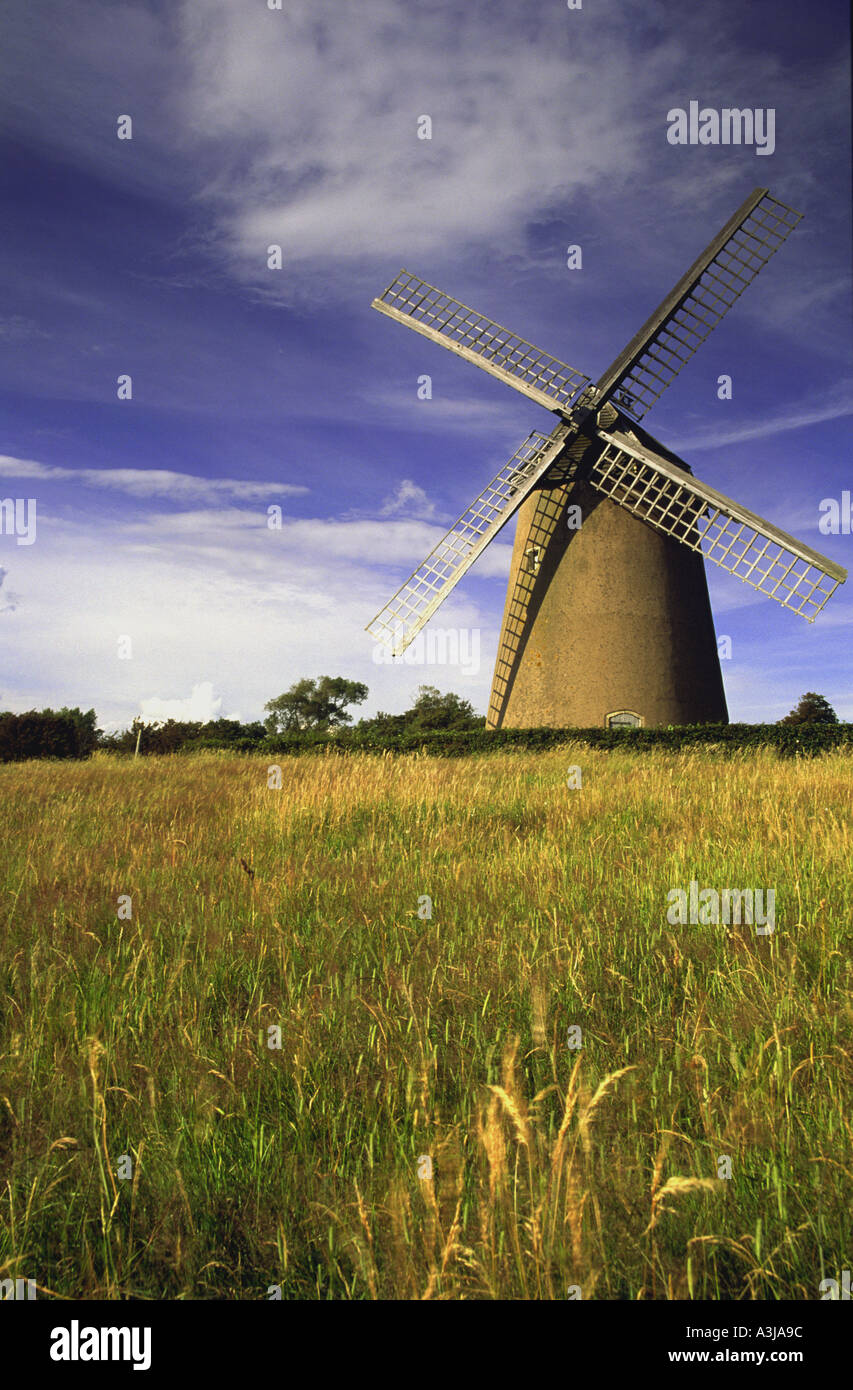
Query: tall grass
0 746 850 1298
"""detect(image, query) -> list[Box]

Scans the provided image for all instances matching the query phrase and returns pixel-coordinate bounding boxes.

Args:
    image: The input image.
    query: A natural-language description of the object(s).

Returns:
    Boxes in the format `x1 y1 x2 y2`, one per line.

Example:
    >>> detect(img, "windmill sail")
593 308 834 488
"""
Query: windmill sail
372 271 590 415
366 423 575 655
596 189 803 420
590 429 846 620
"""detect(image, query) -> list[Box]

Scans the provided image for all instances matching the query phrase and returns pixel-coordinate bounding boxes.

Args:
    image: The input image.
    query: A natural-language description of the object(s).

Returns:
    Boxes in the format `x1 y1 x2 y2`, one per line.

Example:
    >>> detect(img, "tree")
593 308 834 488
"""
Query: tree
355 685 484 735
779 692 839 726
264 676 368 733
354 709 408 736
403 684 480 732
57 707 100 755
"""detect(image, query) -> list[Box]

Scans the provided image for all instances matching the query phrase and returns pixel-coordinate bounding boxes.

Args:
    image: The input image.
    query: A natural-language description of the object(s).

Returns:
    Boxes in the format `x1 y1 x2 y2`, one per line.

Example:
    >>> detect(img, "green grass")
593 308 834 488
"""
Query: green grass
0 746 850 1299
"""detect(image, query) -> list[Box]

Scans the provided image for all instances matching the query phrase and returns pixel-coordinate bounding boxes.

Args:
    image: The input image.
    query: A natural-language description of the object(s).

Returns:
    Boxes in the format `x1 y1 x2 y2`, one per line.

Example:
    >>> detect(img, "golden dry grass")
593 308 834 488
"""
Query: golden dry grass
0 745 850 1298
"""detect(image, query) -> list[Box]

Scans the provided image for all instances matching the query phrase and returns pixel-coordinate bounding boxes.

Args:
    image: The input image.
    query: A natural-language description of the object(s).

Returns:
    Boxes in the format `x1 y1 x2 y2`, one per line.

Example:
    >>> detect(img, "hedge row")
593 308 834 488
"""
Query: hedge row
259 722 852 758
100 719 267 756
0 709 99 762
2 714 848 762
104 722 849 759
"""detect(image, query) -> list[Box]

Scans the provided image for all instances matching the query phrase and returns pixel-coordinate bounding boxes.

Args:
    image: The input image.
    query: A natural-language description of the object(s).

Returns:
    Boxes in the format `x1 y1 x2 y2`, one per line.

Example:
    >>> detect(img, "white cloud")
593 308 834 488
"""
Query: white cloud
174 0 670 281
379 479 438 520
139 682 225 724
0 500 509 727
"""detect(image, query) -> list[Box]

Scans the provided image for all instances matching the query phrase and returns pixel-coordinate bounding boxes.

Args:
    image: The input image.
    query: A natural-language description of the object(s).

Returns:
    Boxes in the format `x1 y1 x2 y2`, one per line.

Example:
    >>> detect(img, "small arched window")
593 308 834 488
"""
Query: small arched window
606 710 643 730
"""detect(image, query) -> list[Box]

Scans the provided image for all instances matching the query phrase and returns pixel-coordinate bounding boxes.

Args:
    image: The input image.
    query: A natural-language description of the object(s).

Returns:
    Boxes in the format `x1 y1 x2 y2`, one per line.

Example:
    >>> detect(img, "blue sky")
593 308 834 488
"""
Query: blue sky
0 0 850 728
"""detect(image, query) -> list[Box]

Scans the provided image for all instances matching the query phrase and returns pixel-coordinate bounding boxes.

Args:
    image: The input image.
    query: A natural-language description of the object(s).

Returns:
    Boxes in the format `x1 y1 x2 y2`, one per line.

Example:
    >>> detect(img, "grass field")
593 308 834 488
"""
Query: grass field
0 746 850 1300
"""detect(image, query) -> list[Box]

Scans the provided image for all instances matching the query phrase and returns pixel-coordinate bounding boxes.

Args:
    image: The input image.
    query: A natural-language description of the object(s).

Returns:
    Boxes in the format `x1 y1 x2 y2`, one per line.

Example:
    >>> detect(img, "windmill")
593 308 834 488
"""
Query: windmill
366 188 846 730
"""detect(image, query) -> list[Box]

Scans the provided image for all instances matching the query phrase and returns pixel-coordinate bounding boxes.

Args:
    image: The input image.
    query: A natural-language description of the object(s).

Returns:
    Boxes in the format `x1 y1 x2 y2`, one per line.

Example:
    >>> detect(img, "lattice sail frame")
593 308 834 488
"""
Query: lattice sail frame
372 271 590 415
602 191 803 420
367 424 574 655
590 431 846 621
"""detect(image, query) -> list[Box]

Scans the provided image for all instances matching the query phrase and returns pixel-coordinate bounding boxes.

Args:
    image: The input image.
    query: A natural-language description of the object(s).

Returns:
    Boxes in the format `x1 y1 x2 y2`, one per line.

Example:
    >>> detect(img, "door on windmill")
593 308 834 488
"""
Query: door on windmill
606 711 644 730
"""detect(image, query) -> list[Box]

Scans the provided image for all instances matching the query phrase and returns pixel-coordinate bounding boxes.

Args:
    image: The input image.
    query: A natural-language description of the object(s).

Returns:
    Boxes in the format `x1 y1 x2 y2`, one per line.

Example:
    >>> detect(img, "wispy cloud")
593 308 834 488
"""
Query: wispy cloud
174 0 685 288
0 566 19 614
120 507 514 577
0 456 308 503
0 314 48 342
361 386 535 437
669 386 853 454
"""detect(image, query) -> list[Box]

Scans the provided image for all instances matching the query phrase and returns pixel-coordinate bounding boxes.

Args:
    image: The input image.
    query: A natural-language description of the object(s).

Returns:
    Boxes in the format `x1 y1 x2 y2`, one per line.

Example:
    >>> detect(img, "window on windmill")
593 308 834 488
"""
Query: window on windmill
606 710 643 730
525 544 542 575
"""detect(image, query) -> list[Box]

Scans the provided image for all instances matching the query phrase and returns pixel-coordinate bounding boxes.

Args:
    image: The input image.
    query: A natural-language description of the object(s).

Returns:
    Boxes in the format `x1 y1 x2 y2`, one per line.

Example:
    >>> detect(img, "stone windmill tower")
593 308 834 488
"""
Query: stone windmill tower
366 188 845 728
